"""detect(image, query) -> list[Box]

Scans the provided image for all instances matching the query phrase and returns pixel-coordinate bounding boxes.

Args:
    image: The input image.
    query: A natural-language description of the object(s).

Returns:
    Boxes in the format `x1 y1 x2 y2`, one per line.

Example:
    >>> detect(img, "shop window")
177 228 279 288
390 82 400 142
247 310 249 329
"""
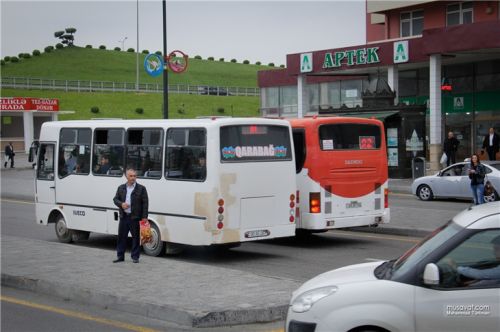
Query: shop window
92 128 125 176
280 86 298 115
447 2 473 26
165 128 206 181
126 128 163 179
308 84 320 113
327 81 341 108
340 79 362 107
58 128 91 178
400 10 423 37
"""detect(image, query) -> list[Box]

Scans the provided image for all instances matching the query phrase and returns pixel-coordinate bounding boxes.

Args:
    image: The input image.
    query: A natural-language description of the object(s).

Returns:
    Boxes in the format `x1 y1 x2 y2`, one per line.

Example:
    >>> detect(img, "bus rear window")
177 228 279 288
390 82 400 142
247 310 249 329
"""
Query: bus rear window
220 125 292 162
319 124 381 150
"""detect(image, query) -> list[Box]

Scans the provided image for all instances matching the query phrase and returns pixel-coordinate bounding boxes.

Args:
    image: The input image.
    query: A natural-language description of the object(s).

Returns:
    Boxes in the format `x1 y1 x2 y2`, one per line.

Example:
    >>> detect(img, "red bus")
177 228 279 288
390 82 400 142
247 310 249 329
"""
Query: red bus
288 116 390 231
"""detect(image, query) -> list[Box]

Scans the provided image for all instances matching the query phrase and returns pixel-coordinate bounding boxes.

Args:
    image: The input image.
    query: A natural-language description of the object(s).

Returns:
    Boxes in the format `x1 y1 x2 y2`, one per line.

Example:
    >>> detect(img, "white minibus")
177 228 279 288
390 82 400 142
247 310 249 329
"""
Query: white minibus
34 118 297 255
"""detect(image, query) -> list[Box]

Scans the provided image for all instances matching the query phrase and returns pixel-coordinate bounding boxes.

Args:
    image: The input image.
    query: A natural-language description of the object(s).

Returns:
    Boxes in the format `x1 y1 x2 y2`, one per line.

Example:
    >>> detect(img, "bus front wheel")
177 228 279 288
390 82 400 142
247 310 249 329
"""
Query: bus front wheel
55 215 73 243
142 222 165 257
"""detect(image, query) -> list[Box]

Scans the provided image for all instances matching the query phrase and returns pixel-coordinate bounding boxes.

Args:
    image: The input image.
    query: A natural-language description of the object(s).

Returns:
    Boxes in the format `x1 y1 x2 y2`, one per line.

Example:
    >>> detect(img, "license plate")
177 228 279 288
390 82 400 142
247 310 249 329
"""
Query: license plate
244 229 270 238
327 220 335 227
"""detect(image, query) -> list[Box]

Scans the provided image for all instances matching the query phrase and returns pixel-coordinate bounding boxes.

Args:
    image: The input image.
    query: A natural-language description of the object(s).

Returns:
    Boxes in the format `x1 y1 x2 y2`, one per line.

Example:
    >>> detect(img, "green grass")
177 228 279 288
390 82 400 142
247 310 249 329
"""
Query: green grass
1 88 260 120
1 46 275 87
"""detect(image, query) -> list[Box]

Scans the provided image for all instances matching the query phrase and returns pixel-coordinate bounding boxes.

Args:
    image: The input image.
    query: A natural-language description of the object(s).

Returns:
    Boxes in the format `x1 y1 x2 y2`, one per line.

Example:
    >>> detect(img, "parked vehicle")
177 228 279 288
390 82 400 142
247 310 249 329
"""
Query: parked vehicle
198 86 230 96
411 161 500 202
286 202 500 332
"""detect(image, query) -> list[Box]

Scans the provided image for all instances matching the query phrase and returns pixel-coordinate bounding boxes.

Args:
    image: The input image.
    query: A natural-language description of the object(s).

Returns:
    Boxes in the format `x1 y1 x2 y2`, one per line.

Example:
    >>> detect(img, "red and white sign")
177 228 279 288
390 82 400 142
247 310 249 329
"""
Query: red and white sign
0 97 59 112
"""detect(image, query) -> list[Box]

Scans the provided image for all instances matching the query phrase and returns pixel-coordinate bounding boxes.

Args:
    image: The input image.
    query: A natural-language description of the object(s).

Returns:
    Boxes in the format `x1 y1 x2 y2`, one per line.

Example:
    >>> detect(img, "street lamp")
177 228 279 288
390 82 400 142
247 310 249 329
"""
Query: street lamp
118 36 127 51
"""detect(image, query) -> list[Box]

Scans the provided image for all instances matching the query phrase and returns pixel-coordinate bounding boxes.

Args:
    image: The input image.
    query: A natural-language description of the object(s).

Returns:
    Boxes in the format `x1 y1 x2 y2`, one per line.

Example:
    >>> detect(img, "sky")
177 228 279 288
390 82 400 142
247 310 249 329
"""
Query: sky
1 0 366 65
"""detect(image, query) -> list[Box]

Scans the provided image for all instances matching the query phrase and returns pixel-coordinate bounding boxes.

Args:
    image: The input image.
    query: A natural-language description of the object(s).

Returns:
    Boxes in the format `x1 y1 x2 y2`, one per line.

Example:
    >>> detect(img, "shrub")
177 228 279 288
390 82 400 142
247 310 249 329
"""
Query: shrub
255 61 261 65
33 50 41 56
217 107 225 114
268 62 275 67
219 58 224 62
280 64 285 68
85 45 92 48
114 47 121 51
155 51 162 55
90 106 100 114
11 57 19 63
23 53 31 59
177 109 185 114
230 59 237 63
56 43 64 49
243 60 250 64
99 45 106 50
194 55 202 59
135 107 144 114
4 56 10 62
207 56 214 61
127 48 135 52
44 46 54 53
142 50 149 54
0 60 5 66
18 53 24 58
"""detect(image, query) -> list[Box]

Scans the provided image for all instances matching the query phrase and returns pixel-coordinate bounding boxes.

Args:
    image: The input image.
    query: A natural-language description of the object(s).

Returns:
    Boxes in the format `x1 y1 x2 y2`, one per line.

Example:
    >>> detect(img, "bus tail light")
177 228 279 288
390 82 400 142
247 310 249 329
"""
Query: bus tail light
296 190 300 204
384 188 389 208
309 193 321 213
289 193 296 223
217 198 224 229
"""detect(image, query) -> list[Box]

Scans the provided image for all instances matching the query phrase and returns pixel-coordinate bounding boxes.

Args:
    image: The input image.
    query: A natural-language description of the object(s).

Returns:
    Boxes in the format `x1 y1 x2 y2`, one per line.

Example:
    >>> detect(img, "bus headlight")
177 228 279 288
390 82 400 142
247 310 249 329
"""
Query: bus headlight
291 286 337 313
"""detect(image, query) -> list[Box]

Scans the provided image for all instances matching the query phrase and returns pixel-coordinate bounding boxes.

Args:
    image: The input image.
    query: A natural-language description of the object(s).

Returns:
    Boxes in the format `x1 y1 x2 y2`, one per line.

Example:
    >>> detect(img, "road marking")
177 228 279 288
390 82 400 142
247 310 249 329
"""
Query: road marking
0 295 159 332
389 192 413 197
335 230 420 243
0 198 35 205
365 258 385 262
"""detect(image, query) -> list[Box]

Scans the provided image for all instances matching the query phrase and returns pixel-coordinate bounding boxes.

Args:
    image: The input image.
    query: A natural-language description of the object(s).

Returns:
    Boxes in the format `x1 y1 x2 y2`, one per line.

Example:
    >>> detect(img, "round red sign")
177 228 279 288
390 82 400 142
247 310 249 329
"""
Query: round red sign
166 50 188 73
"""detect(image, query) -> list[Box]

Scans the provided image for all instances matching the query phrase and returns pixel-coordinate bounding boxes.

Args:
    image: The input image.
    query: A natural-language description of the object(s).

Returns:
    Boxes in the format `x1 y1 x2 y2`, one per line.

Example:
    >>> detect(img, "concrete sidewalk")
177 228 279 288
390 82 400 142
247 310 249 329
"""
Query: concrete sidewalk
1 235 300 327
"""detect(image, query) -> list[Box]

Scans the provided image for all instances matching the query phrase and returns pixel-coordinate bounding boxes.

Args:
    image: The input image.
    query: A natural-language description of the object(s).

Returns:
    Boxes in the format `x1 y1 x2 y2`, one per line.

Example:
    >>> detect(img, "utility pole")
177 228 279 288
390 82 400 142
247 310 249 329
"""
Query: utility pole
136 0 139 92
162 0 168 119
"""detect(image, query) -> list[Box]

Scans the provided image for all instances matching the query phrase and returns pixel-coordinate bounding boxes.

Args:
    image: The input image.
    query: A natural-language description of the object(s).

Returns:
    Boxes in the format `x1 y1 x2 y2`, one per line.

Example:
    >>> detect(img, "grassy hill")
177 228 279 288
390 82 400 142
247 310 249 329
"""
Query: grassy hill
1 46 274 87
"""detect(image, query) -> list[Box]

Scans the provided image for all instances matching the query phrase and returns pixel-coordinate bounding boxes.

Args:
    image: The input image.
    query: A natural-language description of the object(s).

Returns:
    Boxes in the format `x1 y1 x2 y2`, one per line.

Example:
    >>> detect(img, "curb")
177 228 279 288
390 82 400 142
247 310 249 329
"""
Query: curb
1 273 288 327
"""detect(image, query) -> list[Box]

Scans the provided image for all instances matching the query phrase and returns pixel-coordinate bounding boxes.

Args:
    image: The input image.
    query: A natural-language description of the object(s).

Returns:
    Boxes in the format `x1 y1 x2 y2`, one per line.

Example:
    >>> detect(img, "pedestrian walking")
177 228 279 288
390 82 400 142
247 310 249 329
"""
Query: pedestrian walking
482 127 499 161
112 168 149 263
468 154 486 205
4 142 15 168
443 131 459 166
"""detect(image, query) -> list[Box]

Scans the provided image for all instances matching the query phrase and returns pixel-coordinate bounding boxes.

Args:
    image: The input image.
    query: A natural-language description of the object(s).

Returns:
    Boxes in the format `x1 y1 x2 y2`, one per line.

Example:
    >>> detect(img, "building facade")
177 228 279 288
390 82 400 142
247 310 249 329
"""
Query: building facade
258 0 500 172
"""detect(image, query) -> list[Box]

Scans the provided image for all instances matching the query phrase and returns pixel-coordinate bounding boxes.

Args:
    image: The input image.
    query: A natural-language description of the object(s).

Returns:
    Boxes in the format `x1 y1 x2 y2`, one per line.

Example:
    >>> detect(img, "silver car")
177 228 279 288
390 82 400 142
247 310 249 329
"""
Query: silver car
412 161 500 202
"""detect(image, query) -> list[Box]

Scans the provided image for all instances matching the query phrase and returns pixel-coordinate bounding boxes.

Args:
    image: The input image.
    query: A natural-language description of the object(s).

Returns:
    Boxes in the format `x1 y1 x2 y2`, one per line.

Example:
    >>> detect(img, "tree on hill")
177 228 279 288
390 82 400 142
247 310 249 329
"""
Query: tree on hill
54 27 77 46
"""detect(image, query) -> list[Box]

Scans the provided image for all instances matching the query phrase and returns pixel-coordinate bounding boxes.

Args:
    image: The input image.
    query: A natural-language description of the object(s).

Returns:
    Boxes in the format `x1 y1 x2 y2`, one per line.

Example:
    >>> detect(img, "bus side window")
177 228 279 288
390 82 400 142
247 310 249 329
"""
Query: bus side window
58 128 91 178
126 128 163 179
93 128 125 177
37 144 55 180
165 128 206 181
292 129 306 174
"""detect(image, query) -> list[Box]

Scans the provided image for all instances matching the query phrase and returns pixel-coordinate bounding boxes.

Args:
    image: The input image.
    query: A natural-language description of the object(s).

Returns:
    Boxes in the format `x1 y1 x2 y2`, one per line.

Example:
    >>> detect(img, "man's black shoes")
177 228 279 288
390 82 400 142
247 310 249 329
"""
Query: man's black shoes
132 259 139 263
113 258 124 263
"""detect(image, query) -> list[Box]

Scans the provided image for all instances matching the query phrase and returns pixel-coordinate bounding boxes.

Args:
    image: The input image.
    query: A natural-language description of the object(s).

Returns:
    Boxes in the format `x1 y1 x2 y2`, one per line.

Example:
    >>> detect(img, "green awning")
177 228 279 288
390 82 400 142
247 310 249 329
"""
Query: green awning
332 110 399 121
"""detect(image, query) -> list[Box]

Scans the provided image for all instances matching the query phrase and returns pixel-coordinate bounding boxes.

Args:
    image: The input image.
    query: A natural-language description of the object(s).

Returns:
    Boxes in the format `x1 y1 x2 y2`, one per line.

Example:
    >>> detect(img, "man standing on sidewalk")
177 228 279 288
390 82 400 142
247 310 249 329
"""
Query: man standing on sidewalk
443 131 459 166
4 142 15 168
482 127 499 161
112 168 148 263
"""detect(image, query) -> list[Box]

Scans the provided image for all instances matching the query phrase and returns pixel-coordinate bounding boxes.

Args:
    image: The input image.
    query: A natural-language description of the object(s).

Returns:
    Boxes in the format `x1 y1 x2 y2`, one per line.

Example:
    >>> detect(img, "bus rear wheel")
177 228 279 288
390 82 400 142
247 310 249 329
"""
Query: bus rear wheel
55 215 73 243
142 222 165 257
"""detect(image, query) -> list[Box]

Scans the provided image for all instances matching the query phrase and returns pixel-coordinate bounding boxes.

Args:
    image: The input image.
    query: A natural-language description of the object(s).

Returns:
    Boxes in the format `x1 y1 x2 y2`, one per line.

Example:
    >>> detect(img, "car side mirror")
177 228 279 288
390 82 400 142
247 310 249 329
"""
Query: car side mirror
423 263 440 286
28 147 36 163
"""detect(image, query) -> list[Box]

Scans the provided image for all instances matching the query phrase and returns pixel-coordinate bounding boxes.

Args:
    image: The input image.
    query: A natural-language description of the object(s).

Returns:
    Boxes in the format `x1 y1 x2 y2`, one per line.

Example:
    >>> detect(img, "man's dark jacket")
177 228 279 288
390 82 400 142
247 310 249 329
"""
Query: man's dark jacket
113 183 148 220
443 137 459 153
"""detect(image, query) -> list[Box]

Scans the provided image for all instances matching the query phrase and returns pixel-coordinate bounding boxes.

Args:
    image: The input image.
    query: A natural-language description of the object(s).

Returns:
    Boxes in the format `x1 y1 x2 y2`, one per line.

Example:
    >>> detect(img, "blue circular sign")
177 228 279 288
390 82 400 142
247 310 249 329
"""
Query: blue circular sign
144 54 164 77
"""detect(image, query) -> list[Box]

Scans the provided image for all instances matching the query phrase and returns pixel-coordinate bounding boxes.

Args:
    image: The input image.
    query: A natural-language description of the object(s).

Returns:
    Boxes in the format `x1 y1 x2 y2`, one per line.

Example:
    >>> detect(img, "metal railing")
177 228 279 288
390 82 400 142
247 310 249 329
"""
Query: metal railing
1 77 260 97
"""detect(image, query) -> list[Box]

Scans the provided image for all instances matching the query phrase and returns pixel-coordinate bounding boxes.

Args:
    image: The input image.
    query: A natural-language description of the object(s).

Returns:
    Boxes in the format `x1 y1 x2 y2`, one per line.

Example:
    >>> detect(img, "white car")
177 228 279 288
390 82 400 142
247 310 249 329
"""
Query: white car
411 161 500 202
286 202 500 332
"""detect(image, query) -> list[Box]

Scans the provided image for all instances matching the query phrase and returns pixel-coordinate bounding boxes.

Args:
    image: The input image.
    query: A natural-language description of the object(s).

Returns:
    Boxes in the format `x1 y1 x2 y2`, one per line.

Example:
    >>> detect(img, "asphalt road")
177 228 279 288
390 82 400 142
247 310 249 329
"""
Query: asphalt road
0 194 470 282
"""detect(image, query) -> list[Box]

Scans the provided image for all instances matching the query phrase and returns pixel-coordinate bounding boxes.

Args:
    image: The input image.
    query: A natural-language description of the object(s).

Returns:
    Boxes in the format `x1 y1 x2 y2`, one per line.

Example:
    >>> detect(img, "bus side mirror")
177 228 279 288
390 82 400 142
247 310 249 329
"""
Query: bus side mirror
423 263 440 286
28 147 36 163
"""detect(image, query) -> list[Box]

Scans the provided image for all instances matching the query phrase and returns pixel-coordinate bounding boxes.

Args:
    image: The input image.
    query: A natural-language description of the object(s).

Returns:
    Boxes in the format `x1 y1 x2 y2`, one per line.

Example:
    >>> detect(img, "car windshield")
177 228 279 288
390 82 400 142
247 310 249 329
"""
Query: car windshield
389 221 463 279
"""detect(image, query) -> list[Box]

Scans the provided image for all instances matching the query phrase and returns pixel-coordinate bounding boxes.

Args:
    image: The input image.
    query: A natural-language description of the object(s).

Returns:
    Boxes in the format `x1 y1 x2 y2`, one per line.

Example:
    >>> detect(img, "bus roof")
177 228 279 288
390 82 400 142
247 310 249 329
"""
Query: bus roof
287 116 384 128
40 117 291 130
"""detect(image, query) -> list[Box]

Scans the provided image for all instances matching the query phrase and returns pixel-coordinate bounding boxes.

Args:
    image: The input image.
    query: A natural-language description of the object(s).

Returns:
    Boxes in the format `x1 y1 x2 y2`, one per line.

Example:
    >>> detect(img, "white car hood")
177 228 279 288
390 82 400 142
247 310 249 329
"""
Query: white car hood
292 262 381 301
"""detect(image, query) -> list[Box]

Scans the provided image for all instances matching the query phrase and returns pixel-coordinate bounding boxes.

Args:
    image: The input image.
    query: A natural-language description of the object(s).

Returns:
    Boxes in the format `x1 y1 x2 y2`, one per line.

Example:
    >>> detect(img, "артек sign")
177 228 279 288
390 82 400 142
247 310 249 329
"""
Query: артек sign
323 47 380 68
0 97 59 112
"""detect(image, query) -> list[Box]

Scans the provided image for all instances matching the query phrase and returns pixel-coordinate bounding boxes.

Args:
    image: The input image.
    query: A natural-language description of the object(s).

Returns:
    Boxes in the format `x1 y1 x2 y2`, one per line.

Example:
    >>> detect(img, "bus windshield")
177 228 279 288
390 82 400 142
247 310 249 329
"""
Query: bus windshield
319 123 381 150
220 125 292 162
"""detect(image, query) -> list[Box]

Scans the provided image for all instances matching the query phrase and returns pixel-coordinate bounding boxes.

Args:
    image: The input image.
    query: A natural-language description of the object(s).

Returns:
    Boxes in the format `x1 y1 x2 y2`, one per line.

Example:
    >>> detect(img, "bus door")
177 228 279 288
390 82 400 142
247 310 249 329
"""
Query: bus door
35 142 56 205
